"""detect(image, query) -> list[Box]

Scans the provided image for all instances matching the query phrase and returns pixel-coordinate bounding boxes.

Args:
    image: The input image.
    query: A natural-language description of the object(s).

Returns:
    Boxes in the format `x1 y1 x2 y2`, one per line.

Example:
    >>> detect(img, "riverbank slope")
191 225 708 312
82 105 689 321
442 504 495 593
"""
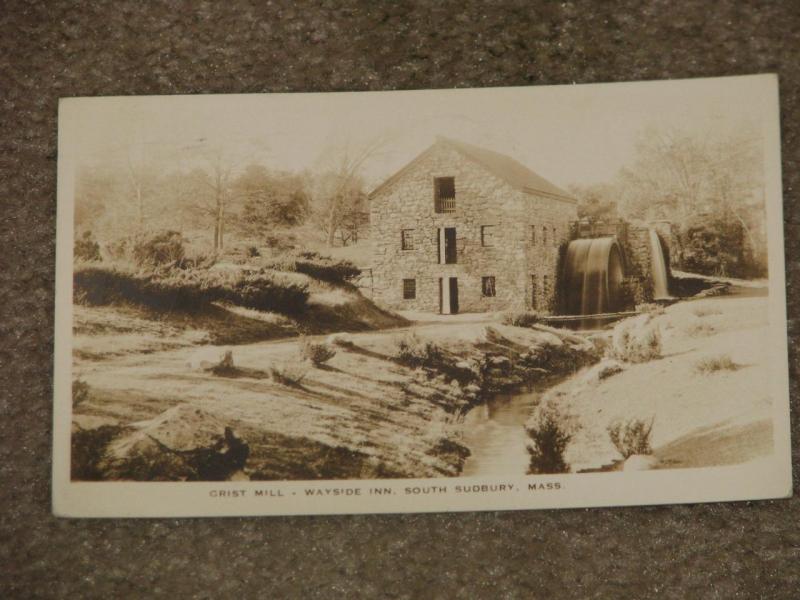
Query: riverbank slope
545 293 773 472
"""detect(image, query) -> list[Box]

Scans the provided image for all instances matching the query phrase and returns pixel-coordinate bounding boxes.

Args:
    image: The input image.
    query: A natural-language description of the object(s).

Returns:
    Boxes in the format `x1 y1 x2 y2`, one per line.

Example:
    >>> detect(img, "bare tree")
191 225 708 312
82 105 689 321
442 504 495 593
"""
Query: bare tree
311 134 391 247
179 140 269 252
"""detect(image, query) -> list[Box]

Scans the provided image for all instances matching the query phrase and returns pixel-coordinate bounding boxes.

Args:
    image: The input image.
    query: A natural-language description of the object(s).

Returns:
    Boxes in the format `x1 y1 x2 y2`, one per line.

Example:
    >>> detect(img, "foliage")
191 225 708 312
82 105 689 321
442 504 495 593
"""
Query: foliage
209 350 236 375
104 236 133 263
295 256 360 284
74 231 102 262
132 230 186 268
301 340 337 367
270 362 309 386
635 303 665 317
234 165 309 239
526 402 575 474
684 320 716 337
395 334 445 369
502 311 541 328
610 317 662 363
607 418 654 459
72 378 90 408
73 264 310 315
677 215 752 278
568 182 619 221
694 354 738 374
692 306 722 317
71 425 124 481
263 251 360 285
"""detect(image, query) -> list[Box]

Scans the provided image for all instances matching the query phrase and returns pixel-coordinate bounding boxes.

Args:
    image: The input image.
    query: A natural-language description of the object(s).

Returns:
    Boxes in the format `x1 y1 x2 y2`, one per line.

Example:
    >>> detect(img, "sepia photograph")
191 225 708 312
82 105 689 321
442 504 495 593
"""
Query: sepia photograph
52 74 791 517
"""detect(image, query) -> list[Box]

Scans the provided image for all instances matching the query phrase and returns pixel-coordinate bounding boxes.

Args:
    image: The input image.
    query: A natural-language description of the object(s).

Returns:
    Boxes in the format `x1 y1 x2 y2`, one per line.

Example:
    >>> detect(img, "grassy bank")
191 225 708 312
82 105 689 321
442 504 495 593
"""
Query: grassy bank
72 320 598 480
73 260 408 360
532 293 773 472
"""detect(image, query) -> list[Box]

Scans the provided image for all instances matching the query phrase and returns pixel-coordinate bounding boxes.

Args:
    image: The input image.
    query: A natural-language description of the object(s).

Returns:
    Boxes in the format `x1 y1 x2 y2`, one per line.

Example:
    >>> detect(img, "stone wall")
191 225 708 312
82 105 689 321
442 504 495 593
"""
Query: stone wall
623 224 672 305
369 141 577 314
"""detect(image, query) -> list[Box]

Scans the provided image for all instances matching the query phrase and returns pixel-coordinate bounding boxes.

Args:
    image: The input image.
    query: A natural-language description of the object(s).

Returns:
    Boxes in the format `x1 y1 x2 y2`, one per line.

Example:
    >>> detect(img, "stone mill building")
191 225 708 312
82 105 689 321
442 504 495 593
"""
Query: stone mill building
368 137 578 314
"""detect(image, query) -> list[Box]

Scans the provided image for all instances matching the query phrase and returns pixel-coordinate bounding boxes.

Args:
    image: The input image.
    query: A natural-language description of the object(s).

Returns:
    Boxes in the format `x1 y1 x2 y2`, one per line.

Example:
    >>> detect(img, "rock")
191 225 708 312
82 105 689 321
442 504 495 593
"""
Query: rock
101 404 249 481
536 331 564 347
327 332 354 346
489 355 510 366
623 454 659 471
580 359 624 386
72 413 119 432
187 346 233 371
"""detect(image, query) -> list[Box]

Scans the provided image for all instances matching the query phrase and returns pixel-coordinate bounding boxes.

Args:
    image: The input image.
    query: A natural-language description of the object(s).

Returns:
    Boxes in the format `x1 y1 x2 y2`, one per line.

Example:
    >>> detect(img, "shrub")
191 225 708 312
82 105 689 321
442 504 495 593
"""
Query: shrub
526 402 575 474
502 311 541 328
294 257 360 285
132 230 186 267
74 231 101 262
396 334 444 369
71 424 123 480
270 362 308 386
684 321 716 337
73 264 310 315
610 316 662 363
694 354 737 374
692 306 722 317
105 237 132 263
636 303 665 317
302 340 337 366
209 350 236 375
72 378 90 408
607 418 654 459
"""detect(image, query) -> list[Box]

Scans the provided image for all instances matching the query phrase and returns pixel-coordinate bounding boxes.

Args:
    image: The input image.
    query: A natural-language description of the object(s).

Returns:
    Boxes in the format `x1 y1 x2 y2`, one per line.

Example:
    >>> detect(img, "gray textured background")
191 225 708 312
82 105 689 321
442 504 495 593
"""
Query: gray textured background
1 1 798 598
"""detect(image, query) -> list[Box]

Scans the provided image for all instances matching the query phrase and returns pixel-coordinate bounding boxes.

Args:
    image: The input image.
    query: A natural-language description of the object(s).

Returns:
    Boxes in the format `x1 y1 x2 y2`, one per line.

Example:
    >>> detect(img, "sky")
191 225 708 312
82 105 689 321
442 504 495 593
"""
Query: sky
60 74 776 190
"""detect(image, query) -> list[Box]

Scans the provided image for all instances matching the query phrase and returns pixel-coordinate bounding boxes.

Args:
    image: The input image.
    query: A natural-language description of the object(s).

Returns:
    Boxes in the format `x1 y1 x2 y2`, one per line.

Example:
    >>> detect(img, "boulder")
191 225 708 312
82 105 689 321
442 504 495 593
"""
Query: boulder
187 347 233 371
100 404 249 481
579 359 624 387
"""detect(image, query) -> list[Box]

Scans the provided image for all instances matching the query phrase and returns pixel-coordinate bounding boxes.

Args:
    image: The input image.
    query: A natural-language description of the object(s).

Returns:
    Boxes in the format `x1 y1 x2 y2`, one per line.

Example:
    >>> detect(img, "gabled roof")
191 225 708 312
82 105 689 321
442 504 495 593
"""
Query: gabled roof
369 137 576 203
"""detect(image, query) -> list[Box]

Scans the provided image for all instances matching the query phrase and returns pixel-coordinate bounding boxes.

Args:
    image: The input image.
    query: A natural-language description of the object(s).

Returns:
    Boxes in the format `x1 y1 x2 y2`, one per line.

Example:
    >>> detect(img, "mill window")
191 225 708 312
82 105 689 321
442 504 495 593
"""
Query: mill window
542 225 548 245
530 225 536 244
530 274 537 309
401 229 415 250
481 225 495 247
482 276 496 298
402 279 416 300
434 177 456 213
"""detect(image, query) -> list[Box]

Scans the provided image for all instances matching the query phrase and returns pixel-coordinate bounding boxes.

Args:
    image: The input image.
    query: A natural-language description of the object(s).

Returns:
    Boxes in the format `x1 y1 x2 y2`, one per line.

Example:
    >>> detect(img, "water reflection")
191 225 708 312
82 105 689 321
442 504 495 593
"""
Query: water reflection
461 388 541 476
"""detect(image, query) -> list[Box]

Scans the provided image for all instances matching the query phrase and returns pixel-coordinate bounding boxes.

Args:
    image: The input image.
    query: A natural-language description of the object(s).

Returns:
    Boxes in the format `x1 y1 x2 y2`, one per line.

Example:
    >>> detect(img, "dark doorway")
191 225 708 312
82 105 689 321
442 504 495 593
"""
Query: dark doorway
448 277 459 314
438 277 459 314
438 227 457 264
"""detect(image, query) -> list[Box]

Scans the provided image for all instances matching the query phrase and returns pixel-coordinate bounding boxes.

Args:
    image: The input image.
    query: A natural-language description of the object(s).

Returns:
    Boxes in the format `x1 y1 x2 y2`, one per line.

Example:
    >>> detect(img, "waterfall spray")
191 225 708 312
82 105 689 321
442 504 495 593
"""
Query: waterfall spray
648 229 669 300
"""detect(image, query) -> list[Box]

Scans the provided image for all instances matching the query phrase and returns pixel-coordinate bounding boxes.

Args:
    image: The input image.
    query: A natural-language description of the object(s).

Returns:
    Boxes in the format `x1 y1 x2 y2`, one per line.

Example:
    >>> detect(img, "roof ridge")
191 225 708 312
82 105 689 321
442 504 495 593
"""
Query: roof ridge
438 137 575 202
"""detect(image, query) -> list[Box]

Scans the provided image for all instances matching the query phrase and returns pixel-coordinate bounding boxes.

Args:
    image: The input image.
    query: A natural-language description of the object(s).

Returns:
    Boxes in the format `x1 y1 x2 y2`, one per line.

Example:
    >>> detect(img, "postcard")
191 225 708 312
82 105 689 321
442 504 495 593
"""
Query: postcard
53 74 791 517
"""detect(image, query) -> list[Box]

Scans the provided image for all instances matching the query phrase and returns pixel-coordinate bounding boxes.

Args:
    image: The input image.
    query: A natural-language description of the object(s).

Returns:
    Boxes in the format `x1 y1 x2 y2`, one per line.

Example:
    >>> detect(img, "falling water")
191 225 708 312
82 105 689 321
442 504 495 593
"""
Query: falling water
562 237 625 316
649 229 669 299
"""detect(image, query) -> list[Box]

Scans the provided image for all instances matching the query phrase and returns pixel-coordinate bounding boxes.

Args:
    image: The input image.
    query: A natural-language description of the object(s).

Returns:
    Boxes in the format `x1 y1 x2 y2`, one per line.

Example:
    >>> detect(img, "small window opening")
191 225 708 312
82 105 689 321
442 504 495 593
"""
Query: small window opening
482 276 496 298
401 229 415 250
434 177 456 213
402 279 416 300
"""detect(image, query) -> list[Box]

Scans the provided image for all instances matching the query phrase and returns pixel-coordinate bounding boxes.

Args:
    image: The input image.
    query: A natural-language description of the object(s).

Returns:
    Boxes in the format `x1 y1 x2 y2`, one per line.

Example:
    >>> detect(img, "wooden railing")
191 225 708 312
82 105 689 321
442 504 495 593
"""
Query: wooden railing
435 197 456 213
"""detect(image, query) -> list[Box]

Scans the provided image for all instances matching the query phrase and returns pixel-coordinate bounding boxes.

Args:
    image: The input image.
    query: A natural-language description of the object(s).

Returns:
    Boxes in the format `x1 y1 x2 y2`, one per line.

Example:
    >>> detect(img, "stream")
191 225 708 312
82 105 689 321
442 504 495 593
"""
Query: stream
460 388 542 476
